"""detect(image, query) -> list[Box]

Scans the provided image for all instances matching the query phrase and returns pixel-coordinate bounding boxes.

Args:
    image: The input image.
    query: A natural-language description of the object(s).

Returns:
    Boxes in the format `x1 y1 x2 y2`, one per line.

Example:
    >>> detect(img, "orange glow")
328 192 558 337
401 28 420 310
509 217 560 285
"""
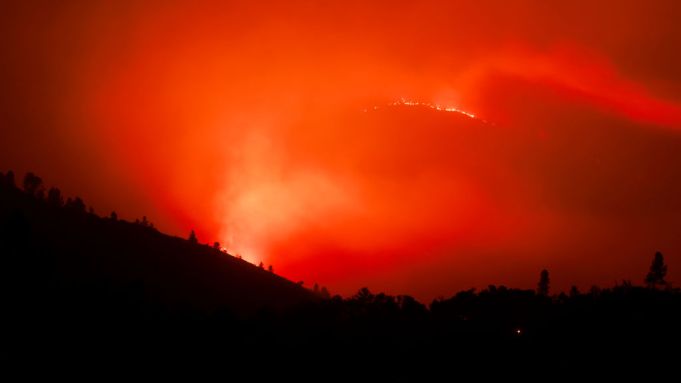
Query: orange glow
3 1 681 300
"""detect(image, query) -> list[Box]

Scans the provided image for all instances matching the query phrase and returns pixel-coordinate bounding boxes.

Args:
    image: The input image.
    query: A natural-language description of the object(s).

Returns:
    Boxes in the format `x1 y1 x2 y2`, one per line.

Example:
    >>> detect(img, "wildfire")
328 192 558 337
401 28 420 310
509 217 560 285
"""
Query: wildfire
390 98 477 119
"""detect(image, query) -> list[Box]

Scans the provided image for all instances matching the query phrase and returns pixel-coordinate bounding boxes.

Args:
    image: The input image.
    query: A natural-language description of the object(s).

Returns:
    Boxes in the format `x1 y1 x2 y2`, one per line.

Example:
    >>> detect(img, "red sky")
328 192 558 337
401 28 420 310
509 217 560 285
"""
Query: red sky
2 0 681 300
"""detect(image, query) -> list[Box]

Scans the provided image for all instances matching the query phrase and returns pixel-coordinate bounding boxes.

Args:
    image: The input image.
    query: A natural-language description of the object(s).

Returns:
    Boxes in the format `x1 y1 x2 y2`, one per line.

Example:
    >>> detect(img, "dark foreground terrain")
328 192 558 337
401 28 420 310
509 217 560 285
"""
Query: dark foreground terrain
2 170 680 377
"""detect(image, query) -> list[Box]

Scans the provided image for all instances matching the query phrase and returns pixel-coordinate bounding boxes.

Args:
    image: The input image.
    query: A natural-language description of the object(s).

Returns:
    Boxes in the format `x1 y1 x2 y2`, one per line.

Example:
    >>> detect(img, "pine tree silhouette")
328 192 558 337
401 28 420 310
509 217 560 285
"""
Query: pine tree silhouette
645 251 667 288
188 230 198 244
23 172 43 197
47 187 64 207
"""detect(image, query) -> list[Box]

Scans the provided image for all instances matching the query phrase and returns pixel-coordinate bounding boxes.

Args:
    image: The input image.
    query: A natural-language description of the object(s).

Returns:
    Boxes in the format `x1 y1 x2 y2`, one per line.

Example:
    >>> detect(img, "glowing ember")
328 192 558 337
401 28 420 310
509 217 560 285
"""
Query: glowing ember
390 98 478 119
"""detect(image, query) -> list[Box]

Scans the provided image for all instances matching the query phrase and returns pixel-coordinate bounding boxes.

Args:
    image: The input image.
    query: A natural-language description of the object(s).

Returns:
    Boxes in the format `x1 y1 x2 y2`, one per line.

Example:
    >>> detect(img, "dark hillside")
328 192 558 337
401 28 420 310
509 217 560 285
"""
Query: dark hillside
0 173 315 319
2 170 681 377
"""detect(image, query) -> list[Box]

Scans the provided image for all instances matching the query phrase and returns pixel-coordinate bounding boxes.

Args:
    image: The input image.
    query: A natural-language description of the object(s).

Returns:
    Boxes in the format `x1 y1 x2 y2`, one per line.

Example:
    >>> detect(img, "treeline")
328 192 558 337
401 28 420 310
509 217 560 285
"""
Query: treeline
1 169 157 225
0 170 286 271
1 169 680 375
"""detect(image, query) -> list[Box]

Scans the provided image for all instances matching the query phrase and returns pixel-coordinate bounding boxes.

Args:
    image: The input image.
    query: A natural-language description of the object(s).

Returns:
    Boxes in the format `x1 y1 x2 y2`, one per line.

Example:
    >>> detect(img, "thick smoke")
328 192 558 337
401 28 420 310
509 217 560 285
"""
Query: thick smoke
2 1 681 299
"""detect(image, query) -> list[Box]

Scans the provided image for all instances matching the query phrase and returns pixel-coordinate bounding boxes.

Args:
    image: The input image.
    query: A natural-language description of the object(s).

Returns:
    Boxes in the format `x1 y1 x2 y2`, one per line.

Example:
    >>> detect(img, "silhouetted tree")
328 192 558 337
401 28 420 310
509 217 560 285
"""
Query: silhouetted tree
213 242 221 250
569 285 580 298
313 283 320 294
188 230 198 244
354 287 374 303
620 280 633 290
645 251 668 288
258 261 264 269
537 269 550 296
46 187 64 207
110 211 118 221
268 265 273 273
23 172 43 197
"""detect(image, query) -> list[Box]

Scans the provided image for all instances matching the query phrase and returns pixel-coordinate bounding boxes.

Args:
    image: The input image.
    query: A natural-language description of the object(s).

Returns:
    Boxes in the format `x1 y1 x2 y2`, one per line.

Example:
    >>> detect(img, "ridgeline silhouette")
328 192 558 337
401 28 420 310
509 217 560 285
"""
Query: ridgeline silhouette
1 170 680 376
